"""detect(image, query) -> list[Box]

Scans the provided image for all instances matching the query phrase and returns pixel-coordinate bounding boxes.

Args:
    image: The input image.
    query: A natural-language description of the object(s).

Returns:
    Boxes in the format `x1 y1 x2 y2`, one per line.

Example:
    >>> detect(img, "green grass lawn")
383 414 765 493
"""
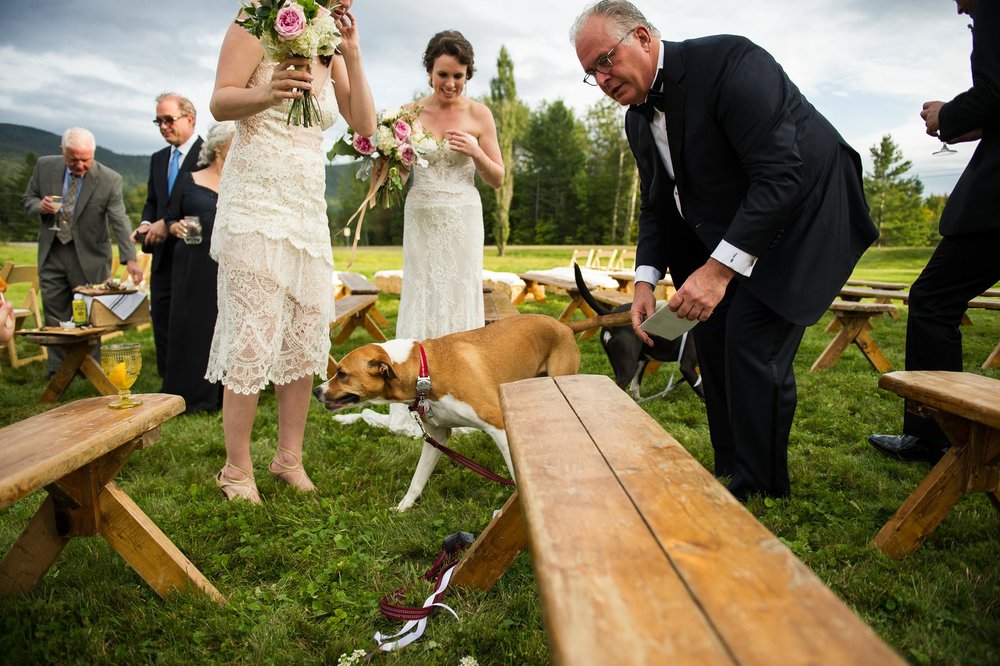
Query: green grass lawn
1 243 998 665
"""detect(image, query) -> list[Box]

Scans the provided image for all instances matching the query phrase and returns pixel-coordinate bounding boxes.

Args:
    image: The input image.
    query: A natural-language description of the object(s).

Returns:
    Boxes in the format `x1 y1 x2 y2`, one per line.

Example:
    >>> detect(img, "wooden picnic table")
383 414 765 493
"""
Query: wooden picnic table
483 285 519 324
514 272 595 322
812 301 897 372
845 279 908 291
872 371 1000 558
453 375 902 665
0 394 223 602
336 271 388 326
609 271 674 295
17 326 125 403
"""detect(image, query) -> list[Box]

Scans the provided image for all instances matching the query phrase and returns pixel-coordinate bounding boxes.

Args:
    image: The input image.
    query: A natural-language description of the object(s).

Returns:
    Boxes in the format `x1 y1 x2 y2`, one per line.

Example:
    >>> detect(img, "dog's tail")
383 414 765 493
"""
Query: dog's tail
573 263 612 316
565 310 632 332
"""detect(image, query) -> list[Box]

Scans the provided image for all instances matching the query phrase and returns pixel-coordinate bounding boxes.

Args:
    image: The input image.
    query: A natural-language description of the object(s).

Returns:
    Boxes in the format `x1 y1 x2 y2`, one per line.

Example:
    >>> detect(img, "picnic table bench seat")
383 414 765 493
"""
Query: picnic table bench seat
452 375 902 665
0 394 223 602
329 294 387 345
873 371 1000 558
483 285 520 324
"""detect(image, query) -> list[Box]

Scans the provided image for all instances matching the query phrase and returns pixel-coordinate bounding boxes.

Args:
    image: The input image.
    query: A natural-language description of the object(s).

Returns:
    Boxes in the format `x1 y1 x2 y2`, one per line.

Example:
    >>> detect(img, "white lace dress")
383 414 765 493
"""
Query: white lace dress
350 139 485 435
206 59 337 394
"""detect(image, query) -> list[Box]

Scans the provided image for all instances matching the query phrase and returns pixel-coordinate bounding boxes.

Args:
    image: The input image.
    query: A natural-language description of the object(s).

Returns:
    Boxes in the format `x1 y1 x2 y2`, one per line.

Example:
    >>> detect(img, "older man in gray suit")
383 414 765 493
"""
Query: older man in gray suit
22 127 143 374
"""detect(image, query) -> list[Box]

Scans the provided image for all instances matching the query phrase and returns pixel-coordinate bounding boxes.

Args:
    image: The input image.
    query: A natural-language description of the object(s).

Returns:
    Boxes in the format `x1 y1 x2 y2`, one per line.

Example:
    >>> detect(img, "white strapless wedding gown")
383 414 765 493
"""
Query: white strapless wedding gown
206 58 338 394
338 139 485 436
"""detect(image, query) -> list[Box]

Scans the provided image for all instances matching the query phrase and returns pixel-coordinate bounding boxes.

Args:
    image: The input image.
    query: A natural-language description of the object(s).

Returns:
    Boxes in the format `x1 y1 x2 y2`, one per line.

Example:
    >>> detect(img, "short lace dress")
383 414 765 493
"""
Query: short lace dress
206 59 337 394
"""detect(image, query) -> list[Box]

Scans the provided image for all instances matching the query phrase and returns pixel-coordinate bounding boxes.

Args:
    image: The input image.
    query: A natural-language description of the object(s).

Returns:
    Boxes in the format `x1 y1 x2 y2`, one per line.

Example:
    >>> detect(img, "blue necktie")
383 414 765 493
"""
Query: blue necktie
167 148 181 195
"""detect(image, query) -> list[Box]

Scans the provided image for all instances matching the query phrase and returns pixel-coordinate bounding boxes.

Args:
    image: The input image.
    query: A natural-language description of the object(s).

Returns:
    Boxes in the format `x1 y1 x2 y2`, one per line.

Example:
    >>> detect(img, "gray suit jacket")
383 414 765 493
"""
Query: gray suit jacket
23 156 137 283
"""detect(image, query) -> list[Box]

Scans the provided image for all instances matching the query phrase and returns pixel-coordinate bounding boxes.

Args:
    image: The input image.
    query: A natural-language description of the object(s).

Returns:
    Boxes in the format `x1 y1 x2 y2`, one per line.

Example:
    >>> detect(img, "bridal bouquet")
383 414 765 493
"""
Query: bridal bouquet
328 107 435 264
236 0 341 127
329 106 435 208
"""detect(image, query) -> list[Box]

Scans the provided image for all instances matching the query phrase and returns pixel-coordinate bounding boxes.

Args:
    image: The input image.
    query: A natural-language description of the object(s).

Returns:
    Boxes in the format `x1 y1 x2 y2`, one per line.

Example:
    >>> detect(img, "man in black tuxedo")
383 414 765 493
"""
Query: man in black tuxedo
572 1 878 499
869 0 1000 462
134 93 203 381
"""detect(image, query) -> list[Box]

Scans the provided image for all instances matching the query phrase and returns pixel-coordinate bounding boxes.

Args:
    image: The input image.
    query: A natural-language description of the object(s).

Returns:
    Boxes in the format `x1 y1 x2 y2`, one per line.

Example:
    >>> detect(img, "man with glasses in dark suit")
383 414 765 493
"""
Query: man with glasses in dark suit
571 0 878 500
134 93 203 383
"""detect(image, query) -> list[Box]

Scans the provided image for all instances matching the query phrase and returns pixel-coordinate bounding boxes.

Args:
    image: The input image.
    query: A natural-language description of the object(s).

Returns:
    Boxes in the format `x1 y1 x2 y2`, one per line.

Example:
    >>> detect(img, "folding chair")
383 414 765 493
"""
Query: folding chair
0 262 47 368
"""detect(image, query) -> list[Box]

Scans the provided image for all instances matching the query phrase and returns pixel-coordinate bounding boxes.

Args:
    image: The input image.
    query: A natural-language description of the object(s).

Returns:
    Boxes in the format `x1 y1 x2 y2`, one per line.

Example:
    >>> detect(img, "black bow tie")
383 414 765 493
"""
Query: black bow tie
633 69 666 122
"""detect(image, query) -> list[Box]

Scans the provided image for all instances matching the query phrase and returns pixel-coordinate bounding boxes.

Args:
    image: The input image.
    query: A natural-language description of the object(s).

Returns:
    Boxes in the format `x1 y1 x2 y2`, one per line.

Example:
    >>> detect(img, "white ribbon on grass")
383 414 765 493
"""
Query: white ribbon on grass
374 564 460 652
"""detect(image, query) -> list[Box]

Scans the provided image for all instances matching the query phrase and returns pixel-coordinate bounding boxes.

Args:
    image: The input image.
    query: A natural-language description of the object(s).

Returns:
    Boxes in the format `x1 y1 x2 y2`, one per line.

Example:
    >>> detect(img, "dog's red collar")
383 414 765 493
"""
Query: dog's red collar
409 343 432 417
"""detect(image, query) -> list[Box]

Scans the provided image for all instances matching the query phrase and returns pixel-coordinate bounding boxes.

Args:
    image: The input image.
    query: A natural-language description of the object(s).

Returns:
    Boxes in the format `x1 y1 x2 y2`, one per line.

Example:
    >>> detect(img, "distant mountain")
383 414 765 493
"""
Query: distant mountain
0 122 354 197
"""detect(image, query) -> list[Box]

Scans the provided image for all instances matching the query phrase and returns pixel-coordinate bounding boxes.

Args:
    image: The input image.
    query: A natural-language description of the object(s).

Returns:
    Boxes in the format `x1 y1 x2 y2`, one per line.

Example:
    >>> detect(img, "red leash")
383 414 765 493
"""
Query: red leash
407 344 515 487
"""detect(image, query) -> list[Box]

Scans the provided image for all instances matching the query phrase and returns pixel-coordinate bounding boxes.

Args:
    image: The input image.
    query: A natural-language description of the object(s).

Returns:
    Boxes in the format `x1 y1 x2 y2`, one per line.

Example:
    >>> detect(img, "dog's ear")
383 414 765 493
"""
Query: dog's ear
366 358 397 382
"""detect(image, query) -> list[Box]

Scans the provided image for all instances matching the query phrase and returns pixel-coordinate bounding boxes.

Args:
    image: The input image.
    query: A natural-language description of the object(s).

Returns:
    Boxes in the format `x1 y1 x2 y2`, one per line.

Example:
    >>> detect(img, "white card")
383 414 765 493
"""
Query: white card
639 302 699 340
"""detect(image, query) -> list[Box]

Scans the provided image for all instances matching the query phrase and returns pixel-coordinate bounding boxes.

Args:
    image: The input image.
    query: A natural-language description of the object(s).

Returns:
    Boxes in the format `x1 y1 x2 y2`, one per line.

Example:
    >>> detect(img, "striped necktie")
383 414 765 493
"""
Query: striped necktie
56 175 78 244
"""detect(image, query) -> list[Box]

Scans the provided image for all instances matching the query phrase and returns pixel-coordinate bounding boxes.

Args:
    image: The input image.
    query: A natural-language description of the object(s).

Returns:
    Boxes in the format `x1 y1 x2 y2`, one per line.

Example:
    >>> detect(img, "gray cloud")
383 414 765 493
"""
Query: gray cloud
0 0 976 192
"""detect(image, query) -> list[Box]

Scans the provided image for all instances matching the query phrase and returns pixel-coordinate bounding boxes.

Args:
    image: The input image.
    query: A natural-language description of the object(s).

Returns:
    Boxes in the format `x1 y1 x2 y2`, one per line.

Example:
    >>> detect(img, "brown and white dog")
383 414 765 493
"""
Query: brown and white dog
313 314 580 511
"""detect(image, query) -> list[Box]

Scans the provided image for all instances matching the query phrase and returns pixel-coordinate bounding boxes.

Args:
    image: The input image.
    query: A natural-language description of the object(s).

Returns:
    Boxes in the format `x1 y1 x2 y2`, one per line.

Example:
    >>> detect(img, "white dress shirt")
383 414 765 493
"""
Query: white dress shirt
635 47 757 289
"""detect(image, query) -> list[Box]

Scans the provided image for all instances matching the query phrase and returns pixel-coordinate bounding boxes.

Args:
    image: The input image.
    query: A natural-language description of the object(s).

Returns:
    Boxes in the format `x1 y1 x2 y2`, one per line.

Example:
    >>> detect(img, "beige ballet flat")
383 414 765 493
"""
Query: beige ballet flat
216 463 262 505
269 448 317 493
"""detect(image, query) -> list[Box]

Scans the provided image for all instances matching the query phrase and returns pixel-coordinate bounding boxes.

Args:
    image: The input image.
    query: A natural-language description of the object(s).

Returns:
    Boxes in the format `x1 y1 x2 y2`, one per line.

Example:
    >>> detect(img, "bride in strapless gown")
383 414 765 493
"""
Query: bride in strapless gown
339 30 505 438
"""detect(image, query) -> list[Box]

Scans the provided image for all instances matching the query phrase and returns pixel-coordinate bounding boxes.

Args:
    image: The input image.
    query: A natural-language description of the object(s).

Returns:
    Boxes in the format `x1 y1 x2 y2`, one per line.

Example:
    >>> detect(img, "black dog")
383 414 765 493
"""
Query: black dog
573 263 704 401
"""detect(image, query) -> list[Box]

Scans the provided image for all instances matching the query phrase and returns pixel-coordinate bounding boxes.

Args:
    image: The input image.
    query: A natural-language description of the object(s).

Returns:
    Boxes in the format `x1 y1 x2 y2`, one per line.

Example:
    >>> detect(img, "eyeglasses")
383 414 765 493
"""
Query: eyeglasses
152 115 189 127
582 32 630 86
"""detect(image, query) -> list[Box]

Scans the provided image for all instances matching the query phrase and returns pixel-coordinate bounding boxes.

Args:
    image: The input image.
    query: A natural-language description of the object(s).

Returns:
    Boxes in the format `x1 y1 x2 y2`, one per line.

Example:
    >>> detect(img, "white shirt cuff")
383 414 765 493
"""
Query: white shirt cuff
711 240 757 277
634 265 663 287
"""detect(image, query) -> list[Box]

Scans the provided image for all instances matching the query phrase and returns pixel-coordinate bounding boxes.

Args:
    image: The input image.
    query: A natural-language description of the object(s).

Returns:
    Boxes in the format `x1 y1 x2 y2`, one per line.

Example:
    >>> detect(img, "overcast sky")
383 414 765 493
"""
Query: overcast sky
0 0 977 193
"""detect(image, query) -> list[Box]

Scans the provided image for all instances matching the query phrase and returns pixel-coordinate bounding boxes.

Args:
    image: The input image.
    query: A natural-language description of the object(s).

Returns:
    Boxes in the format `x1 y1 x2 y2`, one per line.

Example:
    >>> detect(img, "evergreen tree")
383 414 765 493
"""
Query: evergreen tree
0 152 38 242
484 46 528 256
515 101 587 244
863 134 927 246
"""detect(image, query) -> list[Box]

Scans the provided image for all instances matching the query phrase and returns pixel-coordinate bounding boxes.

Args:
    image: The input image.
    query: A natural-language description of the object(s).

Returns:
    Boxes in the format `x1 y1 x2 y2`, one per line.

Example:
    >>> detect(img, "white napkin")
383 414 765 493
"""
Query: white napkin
84 292 147 320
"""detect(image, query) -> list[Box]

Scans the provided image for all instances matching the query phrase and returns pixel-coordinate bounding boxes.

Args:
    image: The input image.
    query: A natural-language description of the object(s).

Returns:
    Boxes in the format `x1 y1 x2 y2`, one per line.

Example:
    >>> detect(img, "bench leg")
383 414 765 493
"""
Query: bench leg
80 354 118 396
854 329 892 372
332 317 361 344
0 497 70 595
451 491 528 590
983 340 1000 370
39 342 93 403
362 310 388 342
369 307 390 327
98 483 225 602
872 422 1000 558
811 317 866 371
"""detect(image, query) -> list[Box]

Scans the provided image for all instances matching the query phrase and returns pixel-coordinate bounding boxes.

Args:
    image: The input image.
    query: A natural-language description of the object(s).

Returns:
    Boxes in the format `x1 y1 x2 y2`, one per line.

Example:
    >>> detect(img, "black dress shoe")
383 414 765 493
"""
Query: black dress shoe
867 434 947 463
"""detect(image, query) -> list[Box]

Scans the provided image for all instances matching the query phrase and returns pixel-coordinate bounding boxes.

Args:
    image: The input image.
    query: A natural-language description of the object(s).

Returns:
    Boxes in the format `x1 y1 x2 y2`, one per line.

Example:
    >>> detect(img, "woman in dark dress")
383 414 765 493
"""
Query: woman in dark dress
163 122 235 413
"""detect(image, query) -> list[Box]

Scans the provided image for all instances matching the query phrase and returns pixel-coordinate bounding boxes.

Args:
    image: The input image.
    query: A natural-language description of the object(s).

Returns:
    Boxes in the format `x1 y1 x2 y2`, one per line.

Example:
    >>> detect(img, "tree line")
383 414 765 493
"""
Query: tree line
1 49 946 252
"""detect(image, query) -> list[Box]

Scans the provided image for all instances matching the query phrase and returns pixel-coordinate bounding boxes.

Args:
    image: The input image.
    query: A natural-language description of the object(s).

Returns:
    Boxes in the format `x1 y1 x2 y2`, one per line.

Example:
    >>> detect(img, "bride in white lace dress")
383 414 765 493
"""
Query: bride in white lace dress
207 1 375 503
347 30 504 436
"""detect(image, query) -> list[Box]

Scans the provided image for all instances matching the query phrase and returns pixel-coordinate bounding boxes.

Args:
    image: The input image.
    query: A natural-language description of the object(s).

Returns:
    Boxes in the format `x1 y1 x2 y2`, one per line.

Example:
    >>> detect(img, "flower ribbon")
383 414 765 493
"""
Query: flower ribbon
341 158 390 268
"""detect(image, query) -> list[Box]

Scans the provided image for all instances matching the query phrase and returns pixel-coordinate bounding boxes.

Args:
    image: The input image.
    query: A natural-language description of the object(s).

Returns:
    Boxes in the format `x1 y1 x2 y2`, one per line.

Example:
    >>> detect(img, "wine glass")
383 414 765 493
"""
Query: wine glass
48 195 63 232
933 142 956 156
101 342 143 409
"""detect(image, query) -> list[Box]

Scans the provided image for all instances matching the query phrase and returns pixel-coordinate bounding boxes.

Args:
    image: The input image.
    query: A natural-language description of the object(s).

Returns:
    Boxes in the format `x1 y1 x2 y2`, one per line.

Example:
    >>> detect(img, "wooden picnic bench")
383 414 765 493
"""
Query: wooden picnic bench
873 371 1000 558
0 394 223 602
845 279 908 291
17 326 124 403
452 375 902 665
330 294 387 345
811 301 897 372
337 271 389 326
483 285 519 324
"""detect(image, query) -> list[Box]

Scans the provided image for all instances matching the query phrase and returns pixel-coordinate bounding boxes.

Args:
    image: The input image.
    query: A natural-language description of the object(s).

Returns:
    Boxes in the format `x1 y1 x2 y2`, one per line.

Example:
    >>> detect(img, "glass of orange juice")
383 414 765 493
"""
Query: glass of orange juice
101 342 142 409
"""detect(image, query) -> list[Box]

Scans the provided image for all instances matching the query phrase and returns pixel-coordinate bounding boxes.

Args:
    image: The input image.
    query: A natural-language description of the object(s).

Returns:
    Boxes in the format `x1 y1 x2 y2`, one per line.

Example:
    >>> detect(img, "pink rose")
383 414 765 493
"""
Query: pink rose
353 134 375 155
274 4 307 41
393 120 411 142
399 143 416 166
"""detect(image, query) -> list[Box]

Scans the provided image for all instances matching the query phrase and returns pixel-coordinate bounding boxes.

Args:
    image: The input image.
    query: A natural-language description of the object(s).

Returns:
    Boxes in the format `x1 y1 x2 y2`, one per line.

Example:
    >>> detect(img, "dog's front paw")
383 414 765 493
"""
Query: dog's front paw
395 495 418 512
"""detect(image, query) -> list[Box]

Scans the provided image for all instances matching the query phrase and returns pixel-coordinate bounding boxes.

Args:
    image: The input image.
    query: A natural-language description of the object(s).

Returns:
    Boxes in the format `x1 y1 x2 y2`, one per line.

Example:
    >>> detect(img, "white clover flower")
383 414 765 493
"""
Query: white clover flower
458 657 479 666
336 649 367 666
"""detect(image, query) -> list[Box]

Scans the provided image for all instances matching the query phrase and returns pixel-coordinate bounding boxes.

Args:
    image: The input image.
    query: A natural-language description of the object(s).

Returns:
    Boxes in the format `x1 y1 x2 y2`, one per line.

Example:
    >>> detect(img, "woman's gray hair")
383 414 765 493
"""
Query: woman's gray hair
569 0 660 44
197 122 236 167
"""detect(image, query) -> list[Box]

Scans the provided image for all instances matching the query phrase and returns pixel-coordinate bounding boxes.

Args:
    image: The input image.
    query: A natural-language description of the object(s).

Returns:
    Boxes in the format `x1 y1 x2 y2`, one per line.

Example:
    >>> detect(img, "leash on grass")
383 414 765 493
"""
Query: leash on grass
638 330 692 404
407 343 515 487
373 531 475 652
